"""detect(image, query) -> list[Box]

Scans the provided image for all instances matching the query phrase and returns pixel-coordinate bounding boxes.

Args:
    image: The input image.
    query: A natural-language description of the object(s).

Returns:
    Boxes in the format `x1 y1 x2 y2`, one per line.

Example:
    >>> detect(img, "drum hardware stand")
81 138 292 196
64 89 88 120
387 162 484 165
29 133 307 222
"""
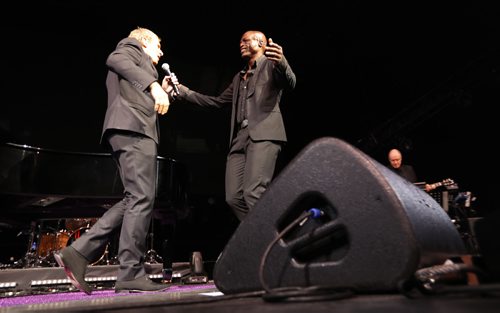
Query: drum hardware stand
89 243 117 266
104 244 119 265
182 251 208 284
12 220 49 268
12 221 39 268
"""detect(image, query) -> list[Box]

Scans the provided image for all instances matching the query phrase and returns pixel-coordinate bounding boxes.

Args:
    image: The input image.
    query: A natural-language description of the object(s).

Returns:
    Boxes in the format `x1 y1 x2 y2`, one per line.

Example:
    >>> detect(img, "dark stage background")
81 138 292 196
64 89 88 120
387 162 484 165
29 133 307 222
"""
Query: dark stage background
2 1 500 262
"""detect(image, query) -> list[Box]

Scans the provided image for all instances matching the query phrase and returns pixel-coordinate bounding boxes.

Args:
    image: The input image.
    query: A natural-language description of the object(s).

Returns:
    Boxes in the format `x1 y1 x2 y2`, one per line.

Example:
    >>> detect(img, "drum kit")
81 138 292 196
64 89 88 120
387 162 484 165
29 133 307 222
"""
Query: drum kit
13 216 165 269
18 217 115 268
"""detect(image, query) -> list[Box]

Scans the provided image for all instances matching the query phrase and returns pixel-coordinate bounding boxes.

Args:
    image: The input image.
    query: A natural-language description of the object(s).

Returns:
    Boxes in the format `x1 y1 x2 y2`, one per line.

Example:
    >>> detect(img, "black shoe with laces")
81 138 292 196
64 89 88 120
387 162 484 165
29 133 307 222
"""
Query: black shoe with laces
115 275 170 293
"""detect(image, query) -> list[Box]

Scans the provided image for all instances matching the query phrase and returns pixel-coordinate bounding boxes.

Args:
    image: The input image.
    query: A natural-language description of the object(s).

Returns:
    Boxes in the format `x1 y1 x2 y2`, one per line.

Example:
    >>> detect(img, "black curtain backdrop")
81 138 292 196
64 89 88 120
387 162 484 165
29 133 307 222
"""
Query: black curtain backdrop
3 1 499 222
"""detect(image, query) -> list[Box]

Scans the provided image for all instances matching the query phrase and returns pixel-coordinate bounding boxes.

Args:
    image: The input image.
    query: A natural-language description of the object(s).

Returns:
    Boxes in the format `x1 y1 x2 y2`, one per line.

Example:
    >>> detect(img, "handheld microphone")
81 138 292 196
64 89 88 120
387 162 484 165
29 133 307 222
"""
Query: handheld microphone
161 63 180 96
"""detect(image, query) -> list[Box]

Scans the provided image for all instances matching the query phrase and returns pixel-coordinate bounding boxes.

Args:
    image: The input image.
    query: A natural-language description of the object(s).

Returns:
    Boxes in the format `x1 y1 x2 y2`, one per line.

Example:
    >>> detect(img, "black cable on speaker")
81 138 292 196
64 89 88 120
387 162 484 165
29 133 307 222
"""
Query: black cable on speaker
258 208 354 302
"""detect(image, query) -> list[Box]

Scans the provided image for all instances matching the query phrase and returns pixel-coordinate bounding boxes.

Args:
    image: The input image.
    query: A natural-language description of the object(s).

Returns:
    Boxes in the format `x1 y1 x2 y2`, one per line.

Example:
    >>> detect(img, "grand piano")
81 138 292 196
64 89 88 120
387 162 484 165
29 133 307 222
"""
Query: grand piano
0 142 189 266
0 142 188 219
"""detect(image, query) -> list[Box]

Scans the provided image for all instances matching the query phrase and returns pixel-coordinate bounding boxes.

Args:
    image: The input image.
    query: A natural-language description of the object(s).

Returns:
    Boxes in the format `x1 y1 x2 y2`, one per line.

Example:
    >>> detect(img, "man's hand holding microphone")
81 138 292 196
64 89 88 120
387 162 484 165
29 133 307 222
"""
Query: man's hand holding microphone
161 63 180 98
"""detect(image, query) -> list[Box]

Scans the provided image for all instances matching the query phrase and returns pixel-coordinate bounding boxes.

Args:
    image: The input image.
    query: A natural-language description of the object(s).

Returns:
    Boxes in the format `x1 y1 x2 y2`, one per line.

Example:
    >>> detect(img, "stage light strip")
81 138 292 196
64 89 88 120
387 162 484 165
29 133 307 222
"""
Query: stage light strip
31 276 118 286
86 276 117 282
148 274 163 279
30 274 166 287
31 279 70 286
0 282 17 288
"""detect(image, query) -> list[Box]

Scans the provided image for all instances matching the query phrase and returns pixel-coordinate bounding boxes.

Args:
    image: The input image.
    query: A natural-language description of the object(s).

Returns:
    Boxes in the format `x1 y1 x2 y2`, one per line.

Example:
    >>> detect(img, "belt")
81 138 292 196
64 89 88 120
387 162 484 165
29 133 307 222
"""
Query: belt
240 119 248 128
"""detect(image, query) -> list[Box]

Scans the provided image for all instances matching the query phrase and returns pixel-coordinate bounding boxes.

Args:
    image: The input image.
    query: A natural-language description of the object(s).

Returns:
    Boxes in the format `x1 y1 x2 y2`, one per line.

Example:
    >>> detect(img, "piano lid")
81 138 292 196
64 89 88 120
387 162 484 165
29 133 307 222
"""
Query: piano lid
0 142 188 219
0 142 124 198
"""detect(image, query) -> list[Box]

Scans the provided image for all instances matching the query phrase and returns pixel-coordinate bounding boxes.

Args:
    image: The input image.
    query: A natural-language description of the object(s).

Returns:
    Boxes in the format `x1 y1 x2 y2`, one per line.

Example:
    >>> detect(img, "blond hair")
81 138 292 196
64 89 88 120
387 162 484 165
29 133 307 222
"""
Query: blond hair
128 27 160 45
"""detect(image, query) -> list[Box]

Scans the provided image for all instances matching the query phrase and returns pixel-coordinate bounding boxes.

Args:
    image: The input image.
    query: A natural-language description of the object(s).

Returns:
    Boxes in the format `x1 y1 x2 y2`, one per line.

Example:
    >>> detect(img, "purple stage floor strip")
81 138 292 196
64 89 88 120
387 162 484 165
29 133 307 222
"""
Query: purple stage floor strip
0 282 217 308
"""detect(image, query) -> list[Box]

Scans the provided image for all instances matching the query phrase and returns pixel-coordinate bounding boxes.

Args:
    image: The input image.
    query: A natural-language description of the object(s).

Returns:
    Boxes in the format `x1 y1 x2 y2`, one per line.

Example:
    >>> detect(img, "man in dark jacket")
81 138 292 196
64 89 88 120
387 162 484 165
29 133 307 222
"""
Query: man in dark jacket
172 30 296 221
54 27 172 294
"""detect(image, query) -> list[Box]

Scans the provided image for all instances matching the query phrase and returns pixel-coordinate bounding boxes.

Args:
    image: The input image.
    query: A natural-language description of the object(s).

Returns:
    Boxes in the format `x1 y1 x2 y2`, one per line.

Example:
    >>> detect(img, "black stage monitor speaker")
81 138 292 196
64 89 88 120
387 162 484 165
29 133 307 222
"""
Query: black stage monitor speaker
213 137 467 294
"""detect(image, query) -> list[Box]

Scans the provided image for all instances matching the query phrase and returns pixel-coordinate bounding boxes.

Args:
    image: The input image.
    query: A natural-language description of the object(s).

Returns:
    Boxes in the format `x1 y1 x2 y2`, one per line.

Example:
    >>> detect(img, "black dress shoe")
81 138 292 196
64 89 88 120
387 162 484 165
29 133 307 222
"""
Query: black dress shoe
54 246 92 295
115 275 170 293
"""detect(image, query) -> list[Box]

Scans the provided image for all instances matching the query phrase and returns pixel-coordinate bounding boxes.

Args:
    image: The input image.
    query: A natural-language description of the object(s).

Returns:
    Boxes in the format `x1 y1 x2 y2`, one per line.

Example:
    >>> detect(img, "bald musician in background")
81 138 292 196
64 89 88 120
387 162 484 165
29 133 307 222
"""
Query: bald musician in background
387 148 433 192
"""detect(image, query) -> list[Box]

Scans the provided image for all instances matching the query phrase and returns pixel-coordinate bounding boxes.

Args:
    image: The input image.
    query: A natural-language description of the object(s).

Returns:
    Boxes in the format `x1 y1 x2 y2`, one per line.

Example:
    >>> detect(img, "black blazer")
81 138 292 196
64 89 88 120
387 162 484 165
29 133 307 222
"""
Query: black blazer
102 38 160 144
179 54 296 145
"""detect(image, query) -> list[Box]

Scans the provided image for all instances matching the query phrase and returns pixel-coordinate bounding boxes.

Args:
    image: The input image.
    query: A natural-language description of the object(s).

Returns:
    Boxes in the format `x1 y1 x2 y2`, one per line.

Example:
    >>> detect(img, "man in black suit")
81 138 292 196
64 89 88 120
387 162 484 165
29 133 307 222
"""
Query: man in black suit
54 27 173 294
170 30 296 221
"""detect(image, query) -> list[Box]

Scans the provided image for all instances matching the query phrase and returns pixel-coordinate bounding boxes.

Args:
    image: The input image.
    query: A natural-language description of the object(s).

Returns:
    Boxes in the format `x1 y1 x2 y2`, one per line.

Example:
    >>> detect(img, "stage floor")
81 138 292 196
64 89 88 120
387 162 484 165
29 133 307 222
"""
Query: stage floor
0 261 200 297
1 281 500 313
1 262 500 313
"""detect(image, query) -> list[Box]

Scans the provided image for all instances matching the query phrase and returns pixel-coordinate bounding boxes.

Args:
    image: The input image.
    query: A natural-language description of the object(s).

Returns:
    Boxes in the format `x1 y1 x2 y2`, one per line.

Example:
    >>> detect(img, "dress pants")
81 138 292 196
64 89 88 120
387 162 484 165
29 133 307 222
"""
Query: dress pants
225 126 282 221
71 131 157 281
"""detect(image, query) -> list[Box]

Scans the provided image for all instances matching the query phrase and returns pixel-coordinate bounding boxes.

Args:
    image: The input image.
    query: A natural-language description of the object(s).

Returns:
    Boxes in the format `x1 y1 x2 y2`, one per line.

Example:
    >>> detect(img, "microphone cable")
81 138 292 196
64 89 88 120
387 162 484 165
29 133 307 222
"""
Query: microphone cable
258 208 354 302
